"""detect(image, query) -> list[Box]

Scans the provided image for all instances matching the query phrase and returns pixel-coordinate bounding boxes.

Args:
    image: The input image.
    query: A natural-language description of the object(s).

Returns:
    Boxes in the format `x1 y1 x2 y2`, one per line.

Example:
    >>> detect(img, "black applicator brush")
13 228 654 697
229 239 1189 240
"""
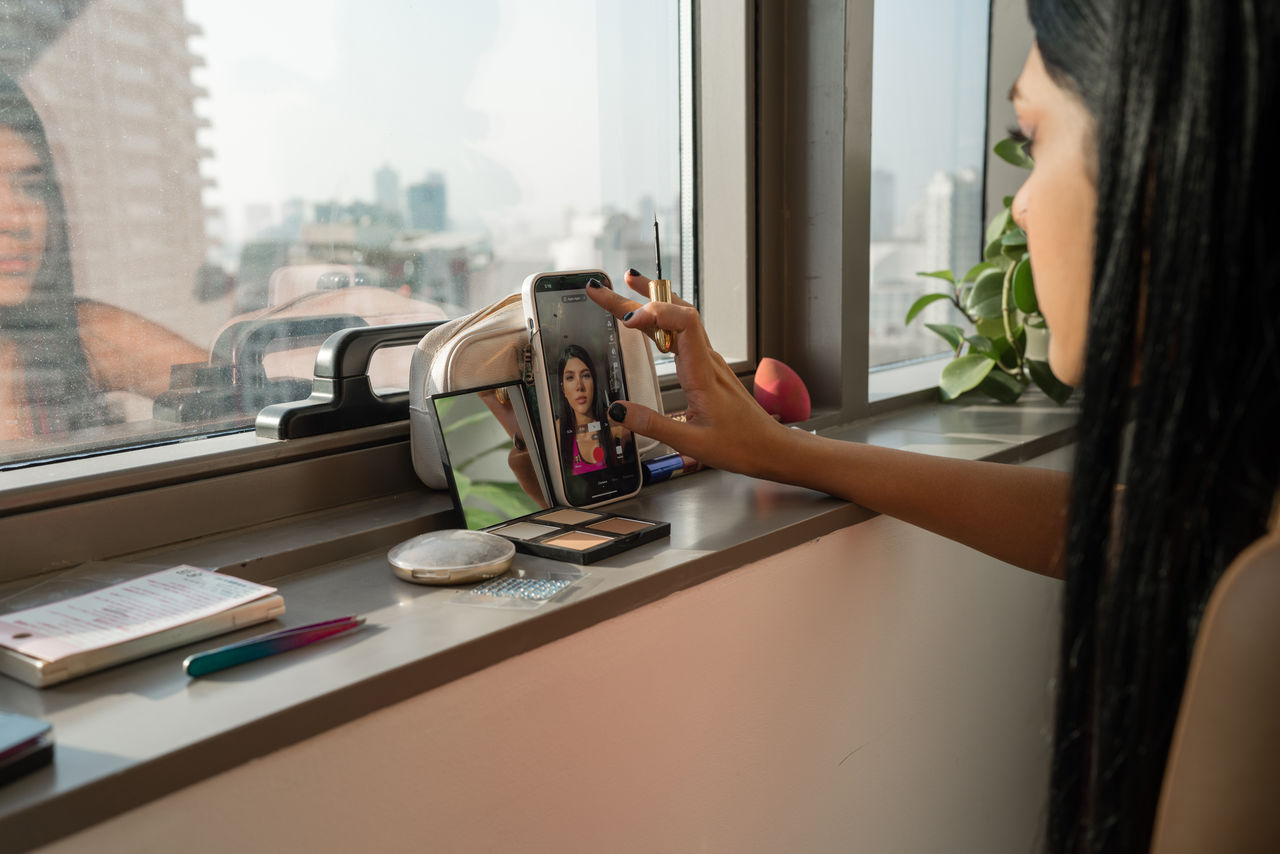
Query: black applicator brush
649 214 673 353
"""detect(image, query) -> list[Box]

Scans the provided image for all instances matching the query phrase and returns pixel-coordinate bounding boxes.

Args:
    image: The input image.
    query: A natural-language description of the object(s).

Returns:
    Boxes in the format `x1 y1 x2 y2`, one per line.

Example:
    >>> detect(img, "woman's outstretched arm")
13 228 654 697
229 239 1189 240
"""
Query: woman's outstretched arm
590 271 1071 578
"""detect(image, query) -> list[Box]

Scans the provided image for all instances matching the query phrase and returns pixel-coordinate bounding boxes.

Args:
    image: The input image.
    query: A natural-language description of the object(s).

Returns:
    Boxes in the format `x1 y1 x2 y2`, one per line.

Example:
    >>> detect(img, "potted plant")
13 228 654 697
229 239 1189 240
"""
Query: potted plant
904 138 1073 405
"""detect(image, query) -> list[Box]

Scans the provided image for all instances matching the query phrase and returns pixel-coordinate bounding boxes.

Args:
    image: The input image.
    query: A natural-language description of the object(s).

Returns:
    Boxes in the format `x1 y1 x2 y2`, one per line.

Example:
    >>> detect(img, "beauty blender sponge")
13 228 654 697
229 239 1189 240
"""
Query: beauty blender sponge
753 357 811 423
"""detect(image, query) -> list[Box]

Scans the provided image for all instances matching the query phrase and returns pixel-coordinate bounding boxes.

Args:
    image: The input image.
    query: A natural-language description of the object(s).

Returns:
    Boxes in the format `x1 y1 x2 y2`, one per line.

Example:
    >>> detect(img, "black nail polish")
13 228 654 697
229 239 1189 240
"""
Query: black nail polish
627 268 641 278
609 402 627 422
587 278 602 288
622 310 634 322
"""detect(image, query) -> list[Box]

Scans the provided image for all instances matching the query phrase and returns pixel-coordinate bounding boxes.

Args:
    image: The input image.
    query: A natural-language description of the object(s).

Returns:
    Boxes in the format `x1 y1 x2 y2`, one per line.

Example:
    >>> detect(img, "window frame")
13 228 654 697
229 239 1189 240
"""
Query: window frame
864 0 1033 400
0 0 1031 581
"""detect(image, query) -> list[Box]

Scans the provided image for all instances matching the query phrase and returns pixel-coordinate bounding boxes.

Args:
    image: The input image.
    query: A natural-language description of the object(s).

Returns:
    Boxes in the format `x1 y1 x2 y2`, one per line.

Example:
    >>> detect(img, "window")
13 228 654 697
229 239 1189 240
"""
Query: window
0 0 682 470
866 0 992 388
0 0 1023 576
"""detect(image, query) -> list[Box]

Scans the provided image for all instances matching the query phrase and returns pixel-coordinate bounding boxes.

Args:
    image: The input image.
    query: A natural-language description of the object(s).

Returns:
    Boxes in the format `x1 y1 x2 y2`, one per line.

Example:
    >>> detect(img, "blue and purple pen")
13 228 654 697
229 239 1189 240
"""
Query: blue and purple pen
183 615 365 678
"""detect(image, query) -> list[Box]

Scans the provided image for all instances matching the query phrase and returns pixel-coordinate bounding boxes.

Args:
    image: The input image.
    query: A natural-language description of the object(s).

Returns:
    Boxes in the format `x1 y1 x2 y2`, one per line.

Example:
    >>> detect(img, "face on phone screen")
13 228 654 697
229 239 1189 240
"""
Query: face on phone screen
533 274 641 505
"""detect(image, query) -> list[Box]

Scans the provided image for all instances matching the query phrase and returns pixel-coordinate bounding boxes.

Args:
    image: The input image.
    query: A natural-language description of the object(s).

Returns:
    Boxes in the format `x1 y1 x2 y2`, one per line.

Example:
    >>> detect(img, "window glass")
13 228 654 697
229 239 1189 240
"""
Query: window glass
0 0 681 469
868 0 990 371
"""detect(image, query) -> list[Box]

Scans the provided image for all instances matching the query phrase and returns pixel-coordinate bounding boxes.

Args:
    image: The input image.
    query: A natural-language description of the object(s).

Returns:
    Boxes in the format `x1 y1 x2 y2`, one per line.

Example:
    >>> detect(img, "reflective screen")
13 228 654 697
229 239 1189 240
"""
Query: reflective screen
433 385 548 530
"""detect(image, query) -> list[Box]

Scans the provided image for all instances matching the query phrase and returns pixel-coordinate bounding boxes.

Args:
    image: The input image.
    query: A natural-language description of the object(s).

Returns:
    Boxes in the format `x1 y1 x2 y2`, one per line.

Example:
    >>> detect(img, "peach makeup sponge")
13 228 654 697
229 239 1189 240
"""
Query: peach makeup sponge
752 357 811 423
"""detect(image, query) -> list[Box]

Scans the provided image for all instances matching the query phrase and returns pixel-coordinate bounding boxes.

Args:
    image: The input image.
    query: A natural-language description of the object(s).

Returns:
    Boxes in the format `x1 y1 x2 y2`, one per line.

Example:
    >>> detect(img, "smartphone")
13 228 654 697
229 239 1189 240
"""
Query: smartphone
522 270 642 508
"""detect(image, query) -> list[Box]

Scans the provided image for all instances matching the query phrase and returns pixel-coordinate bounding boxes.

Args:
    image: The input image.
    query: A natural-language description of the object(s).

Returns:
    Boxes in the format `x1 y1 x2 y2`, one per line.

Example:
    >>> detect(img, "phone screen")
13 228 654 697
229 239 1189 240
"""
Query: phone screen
533 273 641 506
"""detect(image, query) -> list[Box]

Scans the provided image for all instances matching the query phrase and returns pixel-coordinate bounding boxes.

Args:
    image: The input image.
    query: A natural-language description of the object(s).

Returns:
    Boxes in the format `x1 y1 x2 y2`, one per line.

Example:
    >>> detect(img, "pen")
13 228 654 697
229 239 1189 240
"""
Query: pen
183 615 365 678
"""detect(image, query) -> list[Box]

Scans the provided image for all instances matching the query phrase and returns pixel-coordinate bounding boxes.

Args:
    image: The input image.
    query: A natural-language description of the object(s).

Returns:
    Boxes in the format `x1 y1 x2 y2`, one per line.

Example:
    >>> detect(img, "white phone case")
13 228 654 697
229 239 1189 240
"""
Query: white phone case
521 270 644 509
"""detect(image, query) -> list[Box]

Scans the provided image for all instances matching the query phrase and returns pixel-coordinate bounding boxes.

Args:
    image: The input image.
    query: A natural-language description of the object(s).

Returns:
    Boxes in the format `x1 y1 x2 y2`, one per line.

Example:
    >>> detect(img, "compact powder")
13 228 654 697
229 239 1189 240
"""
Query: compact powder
535 508 602 525
542 530 613 550
492 521 559 541
588 517 652 535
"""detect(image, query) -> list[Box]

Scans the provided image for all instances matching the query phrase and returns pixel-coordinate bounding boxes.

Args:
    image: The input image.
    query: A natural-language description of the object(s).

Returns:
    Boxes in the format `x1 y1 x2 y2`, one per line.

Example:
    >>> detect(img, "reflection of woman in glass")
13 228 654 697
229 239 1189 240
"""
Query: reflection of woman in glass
0 73 201 440
555 344 625 477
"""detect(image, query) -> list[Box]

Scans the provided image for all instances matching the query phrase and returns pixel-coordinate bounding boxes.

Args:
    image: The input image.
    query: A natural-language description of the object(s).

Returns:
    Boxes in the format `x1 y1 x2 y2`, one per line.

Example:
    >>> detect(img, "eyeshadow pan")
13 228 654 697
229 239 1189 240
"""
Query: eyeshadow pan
587 517 652 535
491 521 559 541
535 508 603 525
542 530 613 550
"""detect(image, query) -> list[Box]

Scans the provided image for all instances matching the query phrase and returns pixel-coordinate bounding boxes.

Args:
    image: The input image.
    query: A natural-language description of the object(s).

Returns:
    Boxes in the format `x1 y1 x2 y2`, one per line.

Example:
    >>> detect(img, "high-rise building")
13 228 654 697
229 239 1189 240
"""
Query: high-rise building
374 163 402 222
407 172 447 232
924 168 982 277
2 0 217 343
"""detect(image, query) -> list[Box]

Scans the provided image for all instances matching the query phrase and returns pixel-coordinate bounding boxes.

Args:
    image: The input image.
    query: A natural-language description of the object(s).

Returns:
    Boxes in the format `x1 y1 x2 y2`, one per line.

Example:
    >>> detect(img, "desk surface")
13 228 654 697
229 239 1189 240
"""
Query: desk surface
0 394 1076 852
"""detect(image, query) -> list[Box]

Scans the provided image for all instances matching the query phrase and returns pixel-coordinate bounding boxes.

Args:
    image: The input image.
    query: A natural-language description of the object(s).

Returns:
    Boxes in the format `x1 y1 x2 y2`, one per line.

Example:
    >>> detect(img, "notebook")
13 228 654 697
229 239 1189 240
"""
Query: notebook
0 566 285 688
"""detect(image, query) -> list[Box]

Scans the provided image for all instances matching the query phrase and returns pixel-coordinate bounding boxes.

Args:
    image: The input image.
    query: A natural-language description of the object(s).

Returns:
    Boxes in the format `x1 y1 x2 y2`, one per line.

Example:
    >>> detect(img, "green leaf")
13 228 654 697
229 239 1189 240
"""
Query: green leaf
985 207 1012 246
1002 326 1028 369
917 269 955 284
455 440 515 474
1026 316 1048 330
442 409 493 435
1001 228 1028 251
467 481 542 520
463 506 508 529
1028 359 1074 405
904 292 952 325
967 268 1006 318
939 354 996 401
960 261 997 284
965 335 997 359
453 470 473 501
925 322 966 353
975 317 1008 342
1012 257 1037 314
994 137 1034 169
978 369 1025 404
1002 195 1014 209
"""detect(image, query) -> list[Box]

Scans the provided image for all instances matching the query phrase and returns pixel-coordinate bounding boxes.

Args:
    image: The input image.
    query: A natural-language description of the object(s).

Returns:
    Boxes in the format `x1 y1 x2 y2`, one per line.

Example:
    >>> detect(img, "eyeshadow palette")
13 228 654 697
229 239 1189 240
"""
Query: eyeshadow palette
431 383 669 565
484 506 668 565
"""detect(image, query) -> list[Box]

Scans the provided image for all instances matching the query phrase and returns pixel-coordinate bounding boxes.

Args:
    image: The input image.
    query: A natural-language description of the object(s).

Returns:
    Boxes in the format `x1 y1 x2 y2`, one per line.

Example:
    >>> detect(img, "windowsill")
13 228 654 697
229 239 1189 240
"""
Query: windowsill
0 391 1076 852
867 355 950 403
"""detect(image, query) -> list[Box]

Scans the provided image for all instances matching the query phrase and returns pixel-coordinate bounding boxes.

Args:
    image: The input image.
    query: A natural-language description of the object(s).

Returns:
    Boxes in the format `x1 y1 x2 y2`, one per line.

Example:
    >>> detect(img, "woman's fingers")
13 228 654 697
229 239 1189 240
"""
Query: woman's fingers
618 299 713 360
624 268 694 308
585 279 645 320
606 400 699 454
586 276 698 355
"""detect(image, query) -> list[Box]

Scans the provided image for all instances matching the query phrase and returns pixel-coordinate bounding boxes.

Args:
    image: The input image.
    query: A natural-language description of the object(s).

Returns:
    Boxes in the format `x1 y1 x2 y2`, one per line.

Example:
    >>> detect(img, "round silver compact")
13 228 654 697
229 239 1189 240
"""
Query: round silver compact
388 529 516 585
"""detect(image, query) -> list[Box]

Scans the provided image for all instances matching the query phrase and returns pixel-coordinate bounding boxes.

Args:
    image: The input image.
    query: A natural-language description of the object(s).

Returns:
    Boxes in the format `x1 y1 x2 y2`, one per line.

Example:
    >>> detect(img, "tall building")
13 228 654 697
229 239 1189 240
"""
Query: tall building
407 172 447 232
1 0 217 344
374 163 402 222
923 168 982 276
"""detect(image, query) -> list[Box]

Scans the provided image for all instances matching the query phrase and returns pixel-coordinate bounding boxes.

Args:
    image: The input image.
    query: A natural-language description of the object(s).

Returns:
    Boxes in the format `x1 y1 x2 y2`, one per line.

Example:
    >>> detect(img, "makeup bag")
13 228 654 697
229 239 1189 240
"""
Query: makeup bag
408 291 667 490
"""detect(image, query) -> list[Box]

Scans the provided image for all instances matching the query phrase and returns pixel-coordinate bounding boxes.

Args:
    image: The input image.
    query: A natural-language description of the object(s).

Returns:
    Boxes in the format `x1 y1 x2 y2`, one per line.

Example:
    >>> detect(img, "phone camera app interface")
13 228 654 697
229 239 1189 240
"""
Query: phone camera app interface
536 277 639 504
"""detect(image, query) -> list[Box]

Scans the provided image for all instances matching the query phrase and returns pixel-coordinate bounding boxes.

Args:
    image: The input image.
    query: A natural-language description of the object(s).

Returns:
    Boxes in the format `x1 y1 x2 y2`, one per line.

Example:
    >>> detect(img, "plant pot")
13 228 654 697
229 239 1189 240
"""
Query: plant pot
1025 326 1049 362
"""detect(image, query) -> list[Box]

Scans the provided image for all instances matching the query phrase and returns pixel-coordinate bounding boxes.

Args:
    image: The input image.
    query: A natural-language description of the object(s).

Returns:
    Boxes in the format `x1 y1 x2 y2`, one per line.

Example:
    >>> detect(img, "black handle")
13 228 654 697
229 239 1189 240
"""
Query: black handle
256 321 445 439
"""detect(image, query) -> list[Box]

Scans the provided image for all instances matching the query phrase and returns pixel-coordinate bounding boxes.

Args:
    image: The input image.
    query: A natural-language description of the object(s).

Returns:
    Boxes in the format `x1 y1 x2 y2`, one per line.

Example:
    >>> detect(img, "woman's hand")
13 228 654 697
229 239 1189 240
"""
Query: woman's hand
586 270 788 479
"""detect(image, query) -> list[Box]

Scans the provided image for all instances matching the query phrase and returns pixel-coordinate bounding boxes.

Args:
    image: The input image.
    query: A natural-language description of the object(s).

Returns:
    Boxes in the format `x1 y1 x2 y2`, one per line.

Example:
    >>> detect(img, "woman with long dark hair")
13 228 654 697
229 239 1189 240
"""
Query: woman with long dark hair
0 73 100 435
0 73 203 440
554 343 623 478
588 0 1280 849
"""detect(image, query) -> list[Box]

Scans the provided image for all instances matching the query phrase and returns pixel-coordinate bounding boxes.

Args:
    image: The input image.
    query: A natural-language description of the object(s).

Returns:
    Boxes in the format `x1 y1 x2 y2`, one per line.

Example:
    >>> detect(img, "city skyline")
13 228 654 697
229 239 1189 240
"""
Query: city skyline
187 0 681 254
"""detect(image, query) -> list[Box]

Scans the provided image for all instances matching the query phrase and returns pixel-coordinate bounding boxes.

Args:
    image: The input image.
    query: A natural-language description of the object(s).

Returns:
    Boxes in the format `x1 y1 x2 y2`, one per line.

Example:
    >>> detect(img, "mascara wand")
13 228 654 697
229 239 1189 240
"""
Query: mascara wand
650 214 673 353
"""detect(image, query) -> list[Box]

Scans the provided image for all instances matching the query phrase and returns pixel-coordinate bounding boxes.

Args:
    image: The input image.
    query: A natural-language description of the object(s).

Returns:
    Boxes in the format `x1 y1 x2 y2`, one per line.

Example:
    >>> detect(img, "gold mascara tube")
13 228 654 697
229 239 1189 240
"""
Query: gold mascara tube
650 215 673 353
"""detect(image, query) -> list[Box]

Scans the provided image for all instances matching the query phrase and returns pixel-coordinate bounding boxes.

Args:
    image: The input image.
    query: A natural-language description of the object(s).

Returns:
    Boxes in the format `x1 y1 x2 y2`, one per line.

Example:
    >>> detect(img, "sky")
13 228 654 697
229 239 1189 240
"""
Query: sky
186 0 680 244
185 0 986 248
870 0 991 231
